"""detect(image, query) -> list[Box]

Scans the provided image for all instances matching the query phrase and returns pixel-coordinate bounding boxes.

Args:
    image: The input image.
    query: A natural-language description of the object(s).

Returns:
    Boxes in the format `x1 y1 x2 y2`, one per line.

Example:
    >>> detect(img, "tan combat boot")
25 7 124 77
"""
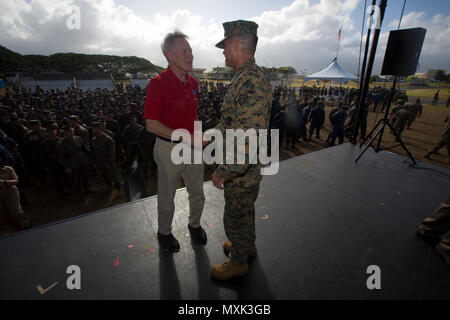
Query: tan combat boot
210 259 248 280
223 240 257 259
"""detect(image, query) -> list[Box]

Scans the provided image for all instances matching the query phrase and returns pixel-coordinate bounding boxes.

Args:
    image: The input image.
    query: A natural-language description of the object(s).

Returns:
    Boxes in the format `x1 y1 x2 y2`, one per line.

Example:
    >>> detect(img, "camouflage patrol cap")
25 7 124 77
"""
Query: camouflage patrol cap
215 20 258 49
68 115 79 121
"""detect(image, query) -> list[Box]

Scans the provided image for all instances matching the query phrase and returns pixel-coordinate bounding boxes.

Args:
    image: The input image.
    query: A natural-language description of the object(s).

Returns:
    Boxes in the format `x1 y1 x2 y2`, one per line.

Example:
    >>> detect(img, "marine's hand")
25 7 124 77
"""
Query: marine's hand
212 171 224 190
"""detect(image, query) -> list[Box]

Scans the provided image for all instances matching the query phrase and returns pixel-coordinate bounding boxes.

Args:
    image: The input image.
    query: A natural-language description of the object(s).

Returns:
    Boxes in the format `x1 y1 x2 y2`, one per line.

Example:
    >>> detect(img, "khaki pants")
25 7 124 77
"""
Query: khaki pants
0 186 30 228
153 138 205 235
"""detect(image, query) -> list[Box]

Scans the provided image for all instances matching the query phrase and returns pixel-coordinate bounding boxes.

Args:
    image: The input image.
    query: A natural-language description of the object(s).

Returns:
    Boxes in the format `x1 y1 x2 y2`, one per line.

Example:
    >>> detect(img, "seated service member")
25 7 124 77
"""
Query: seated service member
144 30 206 252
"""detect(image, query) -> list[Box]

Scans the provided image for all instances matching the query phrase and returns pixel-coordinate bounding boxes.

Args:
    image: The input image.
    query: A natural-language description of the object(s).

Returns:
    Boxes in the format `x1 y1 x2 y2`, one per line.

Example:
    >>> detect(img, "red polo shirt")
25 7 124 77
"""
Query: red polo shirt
143 67 199 134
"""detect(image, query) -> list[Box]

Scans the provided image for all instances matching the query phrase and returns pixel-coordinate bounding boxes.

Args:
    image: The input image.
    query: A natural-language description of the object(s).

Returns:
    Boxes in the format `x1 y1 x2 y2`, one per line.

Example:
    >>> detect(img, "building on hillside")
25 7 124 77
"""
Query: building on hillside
190 68 206 80
14 72 114 93
207 67 235 80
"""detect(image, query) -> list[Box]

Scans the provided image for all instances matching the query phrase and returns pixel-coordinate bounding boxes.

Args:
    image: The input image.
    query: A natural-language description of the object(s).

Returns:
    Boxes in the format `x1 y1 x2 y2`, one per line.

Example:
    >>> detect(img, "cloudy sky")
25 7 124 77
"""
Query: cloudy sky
1 0 449 75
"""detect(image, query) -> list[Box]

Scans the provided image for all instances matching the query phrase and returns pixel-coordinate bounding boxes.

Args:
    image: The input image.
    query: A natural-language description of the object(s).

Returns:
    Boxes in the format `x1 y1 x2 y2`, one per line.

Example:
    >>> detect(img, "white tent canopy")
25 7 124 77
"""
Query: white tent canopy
304 58 358 84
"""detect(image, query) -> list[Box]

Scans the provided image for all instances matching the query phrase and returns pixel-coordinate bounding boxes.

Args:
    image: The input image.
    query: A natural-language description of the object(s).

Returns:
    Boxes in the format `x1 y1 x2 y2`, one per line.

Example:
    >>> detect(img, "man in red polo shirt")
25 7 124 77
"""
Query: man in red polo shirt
144 30 206 252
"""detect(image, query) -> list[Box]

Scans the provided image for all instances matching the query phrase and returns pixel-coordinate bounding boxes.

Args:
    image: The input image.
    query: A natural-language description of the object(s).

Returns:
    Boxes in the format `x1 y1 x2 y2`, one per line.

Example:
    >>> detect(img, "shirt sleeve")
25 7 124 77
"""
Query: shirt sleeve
143 78 163 121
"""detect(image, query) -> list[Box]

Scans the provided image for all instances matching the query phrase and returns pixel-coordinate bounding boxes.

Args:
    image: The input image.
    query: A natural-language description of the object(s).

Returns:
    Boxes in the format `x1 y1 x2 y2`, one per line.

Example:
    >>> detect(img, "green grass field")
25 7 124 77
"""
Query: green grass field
405 88 449 101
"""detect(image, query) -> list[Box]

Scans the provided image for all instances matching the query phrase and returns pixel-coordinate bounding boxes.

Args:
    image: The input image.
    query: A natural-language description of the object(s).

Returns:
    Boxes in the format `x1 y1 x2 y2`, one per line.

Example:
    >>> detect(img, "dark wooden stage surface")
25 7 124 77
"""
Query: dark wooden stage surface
1 143 449 299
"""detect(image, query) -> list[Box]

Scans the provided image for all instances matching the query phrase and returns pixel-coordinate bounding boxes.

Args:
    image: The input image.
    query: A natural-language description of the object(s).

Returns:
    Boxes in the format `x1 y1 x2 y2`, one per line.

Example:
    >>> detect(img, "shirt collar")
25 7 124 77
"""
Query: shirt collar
167 66 189 86
238 57 255 72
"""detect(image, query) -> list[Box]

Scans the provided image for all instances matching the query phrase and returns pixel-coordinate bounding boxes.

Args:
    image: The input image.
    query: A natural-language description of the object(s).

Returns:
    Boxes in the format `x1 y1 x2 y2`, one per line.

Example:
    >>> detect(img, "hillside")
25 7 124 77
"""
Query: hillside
0 45 164 77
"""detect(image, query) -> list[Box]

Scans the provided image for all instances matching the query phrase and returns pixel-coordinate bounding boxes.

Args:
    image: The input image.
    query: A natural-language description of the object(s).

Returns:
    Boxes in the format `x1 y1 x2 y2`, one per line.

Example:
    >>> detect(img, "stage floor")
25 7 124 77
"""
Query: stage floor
1 143 449 299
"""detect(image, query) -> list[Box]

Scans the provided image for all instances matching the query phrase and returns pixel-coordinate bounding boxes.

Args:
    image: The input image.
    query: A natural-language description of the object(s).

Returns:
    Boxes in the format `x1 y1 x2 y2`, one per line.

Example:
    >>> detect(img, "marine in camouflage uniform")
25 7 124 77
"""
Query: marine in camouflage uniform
57 126 94 200
283 90 300 149
104 113 122 161
90 122 120 192
23 120 47 186
0 156 31 230
98 119 115 141
122 115 145 166
424 115 450 163
391 105 410 140
40 124 64 192
390 99 405 116
406 98 423 129
416 195 450 265
68 115 90 145
210 20 272 280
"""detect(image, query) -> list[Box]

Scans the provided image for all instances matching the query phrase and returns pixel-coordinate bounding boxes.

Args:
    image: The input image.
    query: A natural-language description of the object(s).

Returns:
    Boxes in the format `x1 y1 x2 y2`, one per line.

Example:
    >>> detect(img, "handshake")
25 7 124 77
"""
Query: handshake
178 132 210 148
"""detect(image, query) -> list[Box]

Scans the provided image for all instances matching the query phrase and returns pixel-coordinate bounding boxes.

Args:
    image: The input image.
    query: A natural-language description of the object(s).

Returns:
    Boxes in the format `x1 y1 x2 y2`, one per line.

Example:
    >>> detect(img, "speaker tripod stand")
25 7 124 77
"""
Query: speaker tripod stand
354 77 416 165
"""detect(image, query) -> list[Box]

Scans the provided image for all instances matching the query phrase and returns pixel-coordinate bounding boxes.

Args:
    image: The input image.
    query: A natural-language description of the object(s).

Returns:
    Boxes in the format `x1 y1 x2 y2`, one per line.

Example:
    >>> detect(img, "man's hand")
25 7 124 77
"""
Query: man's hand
212 171 225 190
182 133 209 148
202 135 210 146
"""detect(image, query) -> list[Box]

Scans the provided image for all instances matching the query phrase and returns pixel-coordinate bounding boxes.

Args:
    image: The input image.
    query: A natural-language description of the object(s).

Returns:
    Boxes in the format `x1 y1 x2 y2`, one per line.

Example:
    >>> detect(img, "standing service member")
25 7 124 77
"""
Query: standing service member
211 20 272 280
144 30 207 252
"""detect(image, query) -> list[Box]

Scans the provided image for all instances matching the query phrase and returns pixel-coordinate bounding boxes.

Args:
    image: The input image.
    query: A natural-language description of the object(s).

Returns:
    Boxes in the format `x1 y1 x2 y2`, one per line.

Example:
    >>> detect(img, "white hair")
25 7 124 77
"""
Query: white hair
161 30 189 60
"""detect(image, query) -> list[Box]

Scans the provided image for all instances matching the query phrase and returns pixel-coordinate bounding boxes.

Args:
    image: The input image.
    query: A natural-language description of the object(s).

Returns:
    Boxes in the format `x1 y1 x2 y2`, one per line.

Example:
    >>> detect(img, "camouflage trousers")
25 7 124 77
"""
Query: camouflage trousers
223 184 260 264
407 113 418 128
417 195 450 262
97 163 120 188
393 120 407 138
428 135 450 159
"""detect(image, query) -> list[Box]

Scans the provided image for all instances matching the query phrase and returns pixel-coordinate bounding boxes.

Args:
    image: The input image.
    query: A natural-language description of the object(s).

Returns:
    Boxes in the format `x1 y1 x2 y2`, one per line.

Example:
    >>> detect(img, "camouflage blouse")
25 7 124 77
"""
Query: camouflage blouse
215 58 272 188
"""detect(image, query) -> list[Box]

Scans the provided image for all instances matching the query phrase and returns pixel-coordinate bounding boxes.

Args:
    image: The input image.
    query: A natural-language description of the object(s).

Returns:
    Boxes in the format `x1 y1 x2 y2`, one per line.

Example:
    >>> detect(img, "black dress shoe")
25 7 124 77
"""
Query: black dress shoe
157 232 180 252
188 225 207 245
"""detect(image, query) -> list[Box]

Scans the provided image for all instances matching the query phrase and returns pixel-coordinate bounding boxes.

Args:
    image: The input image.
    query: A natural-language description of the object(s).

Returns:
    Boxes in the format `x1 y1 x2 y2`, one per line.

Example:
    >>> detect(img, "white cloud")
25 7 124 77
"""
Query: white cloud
252 0 362 73
0 0 448 74
0 0 225 69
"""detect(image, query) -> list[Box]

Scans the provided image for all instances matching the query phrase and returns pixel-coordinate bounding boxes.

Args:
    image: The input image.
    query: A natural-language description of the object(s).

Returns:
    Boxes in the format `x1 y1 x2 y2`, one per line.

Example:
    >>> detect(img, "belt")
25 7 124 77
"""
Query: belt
157 136 181 143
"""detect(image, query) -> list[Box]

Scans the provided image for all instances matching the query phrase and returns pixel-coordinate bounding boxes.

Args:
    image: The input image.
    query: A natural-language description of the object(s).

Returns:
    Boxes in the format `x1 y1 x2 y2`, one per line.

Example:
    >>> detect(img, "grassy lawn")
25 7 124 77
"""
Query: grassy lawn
406 88 449 100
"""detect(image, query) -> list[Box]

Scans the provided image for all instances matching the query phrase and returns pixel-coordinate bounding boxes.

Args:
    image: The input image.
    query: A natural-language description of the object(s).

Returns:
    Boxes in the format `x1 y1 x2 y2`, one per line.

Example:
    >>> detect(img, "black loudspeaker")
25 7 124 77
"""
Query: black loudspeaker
381 27 426 76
